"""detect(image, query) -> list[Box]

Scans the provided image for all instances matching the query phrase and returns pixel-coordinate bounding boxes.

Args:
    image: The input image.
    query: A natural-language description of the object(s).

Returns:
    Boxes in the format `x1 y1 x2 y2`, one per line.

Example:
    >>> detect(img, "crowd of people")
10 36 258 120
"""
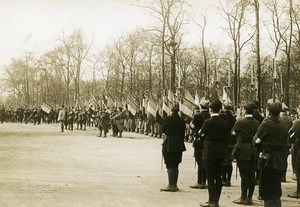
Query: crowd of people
0 99 300 207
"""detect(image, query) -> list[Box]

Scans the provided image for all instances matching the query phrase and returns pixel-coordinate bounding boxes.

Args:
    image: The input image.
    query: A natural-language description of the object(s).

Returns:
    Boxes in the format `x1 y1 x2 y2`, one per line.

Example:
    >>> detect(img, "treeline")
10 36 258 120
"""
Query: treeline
1 0 300 110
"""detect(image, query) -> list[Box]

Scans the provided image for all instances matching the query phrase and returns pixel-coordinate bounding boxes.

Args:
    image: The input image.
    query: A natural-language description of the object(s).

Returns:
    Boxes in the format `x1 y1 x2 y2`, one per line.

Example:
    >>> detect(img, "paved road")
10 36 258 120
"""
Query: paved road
0 123 298 207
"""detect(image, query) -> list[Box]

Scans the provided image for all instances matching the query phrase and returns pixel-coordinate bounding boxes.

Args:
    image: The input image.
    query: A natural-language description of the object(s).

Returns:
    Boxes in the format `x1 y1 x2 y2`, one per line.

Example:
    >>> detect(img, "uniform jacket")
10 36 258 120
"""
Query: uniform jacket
200 114 230 160
255 116 288 171
192 110 210 152
231 115 260 160
162 112 186 153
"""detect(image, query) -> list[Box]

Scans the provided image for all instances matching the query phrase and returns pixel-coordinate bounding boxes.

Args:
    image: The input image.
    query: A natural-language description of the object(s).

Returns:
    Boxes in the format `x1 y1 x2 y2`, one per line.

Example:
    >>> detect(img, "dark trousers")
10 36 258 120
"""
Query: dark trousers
163 152 182 169
204 159 224 204
237 160 256 199
260 167 282 200
195 153 206 184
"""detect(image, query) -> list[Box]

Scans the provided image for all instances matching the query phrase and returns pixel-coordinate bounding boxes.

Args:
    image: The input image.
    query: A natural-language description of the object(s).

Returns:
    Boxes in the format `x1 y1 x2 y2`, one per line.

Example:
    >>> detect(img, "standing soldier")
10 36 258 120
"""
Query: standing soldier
160 103 186 192
254 102 288 207
287 117 300 199
0 105 5 123
57 105 66 132
80 106 87 131
67 106 75 131
231 102 260 205
115 107 126 138
94 108 110 138
110 107 119 137
190 98 210 189
199 99 230 207
279 103 293 182
220 100 236 187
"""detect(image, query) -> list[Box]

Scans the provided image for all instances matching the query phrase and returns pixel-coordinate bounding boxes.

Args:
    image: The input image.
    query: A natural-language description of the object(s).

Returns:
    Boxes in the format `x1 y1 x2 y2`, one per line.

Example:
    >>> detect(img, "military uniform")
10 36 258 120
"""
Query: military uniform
287 119 300 198
199 99 230 207
161 104 186 192
231 103 260 205
254 102 288 207
190 99 210 189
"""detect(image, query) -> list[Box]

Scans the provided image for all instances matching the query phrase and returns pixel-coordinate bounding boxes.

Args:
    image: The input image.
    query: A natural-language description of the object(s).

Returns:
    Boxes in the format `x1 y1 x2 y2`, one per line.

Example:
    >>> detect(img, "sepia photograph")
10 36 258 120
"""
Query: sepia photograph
0 0 300 206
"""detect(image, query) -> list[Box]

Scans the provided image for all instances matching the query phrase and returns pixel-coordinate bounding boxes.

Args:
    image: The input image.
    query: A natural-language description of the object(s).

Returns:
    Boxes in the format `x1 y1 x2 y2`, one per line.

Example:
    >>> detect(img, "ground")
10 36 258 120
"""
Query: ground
0 123 299 207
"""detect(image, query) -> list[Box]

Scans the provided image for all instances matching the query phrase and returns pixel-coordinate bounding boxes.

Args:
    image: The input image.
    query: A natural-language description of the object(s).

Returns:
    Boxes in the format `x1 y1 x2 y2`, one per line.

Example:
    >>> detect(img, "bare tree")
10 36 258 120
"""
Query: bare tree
220 0 254 107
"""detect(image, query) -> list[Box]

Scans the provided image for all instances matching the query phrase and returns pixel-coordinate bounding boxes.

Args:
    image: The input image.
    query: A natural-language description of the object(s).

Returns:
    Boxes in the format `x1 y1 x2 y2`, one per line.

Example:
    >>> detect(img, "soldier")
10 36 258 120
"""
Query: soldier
254 102 288 207
160 103 186 192
67 106 75 131
0 105 5 123
231 102 260 205
114 107 126 138
110 107 119 137
199 99 230 207
190 98 210 189
279 103 293 182
287 118 300 199
80 106 87 131
94 108 110 138
220 100 236 187
57 105 66 132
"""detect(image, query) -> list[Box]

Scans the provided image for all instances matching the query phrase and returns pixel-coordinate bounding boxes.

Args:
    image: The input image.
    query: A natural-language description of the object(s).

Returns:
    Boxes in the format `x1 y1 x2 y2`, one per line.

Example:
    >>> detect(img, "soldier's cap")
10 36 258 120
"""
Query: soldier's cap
200 97 210 108
209 99 222 112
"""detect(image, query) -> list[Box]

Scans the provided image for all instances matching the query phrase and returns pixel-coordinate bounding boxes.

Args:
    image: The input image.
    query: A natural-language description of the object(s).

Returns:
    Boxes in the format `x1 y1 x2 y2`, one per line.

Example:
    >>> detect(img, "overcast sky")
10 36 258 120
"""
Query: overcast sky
0 0 232 72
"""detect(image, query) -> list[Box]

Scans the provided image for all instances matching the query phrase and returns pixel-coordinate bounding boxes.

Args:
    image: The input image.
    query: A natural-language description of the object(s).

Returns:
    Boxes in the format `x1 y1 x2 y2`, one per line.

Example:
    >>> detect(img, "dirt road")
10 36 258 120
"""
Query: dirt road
0 123 298 207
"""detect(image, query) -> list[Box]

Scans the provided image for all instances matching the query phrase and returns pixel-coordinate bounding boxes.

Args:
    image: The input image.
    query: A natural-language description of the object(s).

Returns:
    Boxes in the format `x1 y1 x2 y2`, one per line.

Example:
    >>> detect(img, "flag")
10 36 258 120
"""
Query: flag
147 98 157 117
167 90 174 103
222 86 228 101
180 98 197 118
195 91 200 107
127 96 139 115
41 102 51 114
185 90 195 104
106 95 115 108
162 96 171 116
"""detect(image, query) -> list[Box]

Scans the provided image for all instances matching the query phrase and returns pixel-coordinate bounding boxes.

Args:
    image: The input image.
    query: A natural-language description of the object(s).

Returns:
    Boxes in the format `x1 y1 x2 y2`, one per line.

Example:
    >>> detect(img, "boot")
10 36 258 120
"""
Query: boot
233 177 248 205
118 132 122 138
172 168 179 192
160 169 174 192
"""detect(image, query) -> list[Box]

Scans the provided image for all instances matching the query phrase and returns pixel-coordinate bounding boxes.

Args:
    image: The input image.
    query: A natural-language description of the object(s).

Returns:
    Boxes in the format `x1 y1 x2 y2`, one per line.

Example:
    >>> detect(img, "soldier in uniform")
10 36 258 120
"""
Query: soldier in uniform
80 106 87 131
57 105 66 132
0 105 5 123
114 107 126 138
287 117 300 199
110 107 119 137
220 100 236 187
279 103 293 182
231 102 260 205
160 103 186 192
199 99 230 207
190 98 210 189
67 106 75 131
254 102 288 207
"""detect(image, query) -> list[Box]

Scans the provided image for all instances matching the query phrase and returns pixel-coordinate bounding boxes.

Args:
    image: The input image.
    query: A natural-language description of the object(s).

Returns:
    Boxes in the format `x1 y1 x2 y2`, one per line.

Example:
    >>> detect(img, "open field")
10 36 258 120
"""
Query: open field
0 123 299 207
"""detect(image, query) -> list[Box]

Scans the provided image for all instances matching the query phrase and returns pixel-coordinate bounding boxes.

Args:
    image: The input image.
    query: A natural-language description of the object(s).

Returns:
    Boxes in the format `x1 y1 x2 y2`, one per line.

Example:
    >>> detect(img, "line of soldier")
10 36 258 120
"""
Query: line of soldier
160 98 300 207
